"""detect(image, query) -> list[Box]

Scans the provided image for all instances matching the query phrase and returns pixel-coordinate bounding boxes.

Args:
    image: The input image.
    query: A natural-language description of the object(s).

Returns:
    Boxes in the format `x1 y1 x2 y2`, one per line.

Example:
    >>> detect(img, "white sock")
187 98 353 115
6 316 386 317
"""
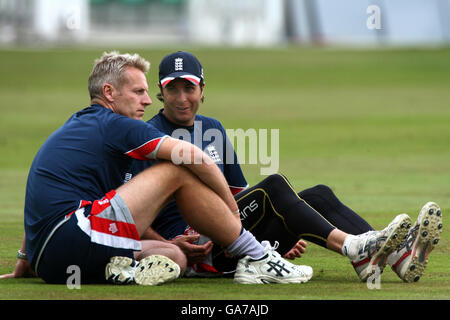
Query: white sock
341 234 359 260
226 228 265 259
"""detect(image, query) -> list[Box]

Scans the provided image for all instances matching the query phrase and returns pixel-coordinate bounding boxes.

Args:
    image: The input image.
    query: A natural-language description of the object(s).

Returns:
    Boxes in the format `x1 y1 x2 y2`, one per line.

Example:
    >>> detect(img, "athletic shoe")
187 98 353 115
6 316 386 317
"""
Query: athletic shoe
105 255 180 286
134 255 181 285
351 213 411 282
233 241 313 284
105 256 137 284
387 202 443 282
292 264 314 282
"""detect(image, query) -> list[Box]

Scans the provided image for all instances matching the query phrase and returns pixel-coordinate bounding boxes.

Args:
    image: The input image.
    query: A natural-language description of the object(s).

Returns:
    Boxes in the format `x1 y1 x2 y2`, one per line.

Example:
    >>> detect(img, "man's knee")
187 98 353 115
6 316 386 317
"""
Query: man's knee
309 184 335 198
148 161 190 177
141 161 196 186
259 173 293 194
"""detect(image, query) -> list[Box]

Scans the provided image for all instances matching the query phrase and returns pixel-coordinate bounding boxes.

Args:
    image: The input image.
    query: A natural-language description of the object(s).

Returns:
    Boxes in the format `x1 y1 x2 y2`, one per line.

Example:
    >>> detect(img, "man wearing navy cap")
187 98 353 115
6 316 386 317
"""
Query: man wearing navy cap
128 51 442 283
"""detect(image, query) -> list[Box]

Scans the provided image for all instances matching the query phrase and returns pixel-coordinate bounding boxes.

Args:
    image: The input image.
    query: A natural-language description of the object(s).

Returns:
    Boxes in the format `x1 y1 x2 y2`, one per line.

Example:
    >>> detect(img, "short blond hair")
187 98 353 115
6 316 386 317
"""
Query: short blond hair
88 51 150 100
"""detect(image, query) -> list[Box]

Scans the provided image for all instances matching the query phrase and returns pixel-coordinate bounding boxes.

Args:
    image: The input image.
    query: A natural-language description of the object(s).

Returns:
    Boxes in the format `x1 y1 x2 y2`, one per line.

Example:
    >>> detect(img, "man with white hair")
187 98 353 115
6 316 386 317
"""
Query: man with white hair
2 51 313 285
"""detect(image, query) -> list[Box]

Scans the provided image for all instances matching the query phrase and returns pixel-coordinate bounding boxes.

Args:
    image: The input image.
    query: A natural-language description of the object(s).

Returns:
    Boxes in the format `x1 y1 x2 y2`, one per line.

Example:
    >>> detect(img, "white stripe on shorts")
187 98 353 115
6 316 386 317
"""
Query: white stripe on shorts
75 209 142 251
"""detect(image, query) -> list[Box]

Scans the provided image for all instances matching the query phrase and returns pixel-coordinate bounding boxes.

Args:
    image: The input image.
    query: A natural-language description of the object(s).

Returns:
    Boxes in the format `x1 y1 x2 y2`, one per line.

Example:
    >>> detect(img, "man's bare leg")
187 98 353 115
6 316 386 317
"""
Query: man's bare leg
116 161 242 247
134 240 187 273
326 229 348 254
114 161 319 285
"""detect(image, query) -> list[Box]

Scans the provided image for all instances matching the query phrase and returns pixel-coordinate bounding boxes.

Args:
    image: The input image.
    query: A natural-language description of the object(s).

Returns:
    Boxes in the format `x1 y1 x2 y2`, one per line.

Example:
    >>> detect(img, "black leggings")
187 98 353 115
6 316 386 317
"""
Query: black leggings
298 184 373 235
212 174 373 273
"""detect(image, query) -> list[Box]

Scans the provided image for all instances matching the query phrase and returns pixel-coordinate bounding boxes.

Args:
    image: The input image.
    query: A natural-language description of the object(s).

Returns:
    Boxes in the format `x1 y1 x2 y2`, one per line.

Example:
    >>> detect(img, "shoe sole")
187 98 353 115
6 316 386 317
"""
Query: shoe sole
400 202 442 283
234 264 313 284
234 273 311 284
105 256 136 284
360 213 411 282
134 255 180 286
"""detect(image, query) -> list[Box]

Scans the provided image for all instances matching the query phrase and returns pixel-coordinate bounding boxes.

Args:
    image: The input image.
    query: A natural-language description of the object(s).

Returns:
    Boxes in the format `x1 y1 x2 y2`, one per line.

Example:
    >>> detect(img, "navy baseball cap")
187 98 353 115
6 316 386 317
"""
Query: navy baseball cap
159 51 204 88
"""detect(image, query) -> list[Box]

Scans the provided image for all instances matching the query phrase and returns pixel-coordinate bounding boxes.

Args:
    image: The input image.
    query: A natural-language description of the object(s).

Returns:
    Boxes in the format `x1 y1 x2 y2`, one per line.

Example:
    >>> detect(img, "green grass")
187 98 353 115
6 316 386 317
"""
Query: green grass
0 46 449 300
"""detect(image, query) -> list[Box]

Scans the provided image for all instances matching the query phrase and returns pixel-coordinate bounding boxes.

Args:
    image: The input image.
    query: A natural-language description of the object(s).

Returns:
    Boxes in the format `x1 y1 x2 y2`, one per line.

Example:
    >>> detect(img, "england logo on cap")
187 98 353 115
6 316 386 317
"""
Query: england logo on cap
174 58 183 71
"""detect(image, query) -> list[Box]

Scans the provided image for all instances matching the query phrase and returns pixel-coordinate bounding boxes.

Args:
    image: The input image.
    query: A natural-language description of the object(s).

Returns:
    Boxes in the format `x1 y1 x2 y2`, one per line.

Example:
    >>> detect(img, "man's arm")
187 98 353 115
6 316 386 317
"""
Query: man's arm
0 234 37 279
141 226 213 264
141 226 170 242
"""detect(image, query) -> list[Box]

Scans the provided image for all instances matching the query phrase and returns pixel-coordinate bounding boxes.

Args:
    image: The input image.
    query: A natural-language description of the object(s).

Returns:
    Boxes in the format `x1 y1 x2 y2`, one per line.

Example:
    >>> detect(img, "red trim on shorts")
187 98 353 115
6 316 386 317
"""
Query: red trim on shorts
65 199 93 219
89 215 140 240
67 190 140 242
91 190 116 215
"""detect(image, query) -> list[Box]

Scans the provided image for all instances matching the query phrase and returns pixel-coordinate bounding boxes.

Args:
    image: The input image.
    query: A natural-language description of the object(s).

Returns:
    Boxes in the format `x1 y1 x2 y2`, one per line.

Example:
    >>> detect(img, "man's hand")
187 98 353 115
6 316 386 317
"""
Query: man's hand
171 234 213 264
283 240 307 260
0 258 37 279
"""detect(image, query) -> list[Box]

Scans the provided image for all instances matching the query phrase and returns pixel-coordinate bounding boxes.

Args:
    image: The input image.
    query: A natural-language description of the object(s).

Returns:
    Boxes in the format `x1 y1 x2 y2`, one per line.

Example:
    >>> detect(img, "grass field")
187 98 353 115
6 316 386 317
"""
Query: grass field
0 46 449 300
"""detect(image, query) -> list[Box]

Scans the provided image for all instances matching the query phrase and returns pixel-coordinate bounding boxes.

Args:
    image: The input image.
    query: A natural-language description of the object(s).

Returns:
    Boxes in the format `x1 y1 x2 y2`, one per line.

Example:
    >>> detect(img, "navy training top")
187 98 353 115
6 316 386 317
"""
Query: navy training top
24 104 167 268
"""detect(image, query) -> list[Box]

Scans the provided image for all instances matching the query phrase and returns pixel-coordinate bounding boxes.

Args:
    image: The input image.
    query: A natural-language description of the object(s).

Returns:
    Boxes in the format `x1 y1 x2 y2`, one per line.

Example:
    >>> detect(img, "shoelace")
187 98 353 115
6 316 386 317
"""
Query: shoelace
262 240 280 253
272 241 280 251
396 224 418 252
357 231 384 258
